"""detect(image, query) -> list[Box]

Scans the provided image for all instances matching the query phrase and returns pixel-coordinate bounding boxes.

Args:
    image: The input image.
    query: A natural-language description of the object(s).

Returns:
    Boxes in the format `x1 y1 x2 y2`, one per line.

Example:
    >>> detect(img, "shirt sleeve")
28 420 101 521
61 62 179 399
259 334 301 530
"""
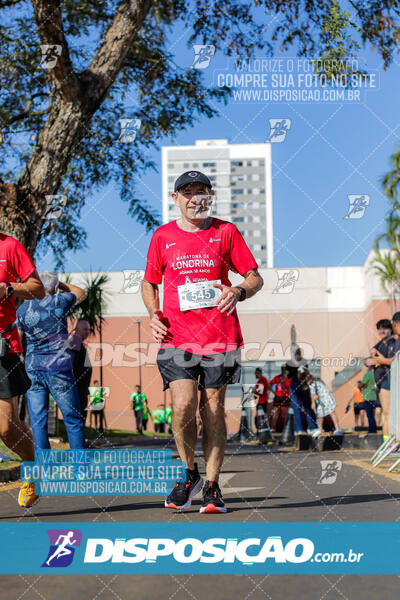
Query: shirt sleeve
144 232 164 284
228 226 258 275
7 238 36 282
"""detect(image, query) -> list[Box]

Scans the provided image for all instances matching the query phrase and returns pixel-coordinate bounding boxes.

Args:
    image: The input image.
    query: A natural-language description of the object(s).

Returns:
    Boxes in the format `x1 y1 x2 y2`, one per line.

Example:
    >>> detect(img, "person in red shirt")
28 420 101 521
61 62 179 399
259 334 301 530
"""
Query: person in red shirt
253 368 270 418
0 233 45 507
142 170 263 514
269 365 291 431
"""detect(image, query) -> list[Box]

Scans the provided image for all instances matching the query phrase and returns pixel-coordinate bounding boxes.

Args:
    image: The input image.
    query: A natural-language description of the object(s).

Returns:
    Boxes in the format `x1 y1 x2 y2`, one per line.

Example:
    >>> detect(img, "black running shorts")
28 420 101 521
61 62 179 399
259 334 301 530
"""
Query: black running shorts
156 347 241 391
0 353 31 399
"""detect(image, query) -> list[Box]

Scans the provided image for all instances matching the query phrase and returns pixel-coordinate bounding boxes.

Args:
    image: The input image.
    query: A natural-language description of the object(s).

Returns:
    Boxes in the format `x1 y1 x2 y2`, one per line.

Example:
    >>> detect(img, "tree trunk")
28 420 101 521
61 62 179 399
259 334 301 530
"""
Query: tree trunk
1 0 152 257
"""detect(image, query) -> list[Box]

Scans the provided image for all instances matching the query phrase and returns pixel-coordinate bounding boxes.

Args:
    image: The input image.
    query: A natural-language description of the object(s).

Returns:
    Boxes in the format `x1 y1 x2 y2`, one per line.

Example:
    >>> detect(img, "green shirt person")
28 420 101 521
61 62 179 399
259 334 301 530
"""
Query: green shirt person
362 369 376 403
88 386 104 410
153 406 166 433
130 385 146 434
166 406 172 424
361 365 378 433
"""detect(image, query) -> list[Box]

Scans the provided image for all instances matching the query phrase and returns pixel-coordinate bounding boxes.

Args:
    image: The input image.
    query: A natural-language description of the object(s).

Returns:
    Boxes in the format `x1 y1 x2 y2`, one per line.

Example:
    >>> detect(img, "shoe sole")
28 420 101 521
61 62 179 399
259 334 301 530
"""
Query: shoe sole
199 503 227 514
164 477 204 511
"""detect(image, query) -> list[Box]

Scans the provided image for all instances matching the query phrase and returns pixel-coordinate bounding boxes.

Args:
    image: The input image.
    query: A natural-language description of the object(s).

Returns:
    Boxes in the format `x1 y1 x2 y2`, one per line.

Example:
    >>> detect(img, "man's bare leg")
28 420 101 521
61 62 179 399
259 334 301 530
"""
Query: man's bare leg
0 397 35 461
199 385 227 482
170 379 198 469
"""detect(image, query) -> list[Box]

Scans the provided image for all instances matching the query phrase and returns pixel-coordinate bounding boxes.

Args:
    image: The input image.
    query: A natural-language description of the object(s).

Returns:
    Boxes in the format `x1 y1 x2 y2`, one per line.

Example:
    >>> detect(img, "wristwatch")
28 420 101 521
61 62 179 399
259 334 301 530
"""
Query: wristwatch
4 282 14 298
235 286 246 302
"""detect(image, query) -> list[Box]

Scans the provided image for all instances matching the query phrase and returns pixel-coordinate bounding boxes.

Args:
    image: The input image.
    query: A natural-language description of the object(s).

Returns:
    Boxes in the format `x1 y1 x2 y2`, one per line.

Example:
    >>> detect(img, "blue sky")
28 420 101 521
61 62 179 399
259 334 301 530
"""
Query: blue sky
38 33 400 274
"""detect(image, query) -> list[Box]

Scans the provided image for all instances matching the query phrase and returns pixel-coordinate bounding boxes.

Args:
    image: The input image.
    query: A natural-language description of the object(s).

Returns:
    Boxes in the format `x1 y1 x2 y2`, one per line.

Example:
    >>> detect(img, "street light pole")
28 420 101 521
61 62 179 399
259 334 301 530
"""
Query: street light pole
135 320 142 390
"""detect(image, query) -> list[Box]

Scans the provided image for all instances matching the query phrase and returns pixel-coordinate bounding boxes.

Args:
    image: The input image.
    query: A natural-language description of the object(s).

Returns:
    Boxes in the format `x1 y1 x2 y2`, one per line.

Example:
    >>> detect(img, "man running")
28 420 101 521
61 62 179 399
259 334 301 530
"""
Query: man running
0 232 45 507
142 170 263 513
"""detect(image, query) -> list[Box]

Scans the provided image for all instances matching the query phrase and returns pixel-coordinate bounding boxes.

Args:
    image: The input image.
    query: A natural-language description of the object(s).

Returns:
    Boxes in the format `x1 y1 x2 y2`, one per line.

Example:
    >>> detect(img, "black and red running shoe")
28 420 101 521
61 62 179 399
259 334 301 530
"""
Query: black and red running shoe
164 463 203 511
200 480 227 514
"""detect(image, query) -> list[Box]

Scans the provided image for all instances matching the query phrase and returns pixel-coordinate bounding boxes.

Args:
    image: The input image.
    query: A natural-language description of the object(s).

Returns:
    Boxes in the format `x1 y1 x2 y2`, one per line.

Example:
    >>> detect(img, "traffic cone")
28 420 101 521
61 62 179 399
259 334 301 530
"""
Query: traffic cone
281 407 295 444
238 406 250 443
256 405 273 444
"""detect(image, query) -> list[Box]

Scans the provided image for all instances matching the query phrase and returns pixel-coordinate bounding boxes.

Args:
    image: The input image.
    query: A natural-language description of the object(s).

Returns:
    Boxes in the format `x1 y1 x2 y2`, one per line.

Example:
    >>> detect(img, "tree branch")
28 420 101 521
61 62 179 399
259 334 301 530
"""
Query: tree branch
80 0 153 111
31 0 80 102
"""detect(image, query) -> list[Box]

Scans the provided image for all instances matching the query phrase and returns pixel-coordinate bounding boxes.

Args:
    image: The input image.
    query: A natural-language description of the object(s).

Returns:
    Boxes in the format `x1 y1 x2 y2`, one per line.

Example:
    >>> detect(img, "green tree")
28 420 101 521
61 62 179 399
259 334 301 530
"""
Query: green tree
1 0 400 265
370 249 400 315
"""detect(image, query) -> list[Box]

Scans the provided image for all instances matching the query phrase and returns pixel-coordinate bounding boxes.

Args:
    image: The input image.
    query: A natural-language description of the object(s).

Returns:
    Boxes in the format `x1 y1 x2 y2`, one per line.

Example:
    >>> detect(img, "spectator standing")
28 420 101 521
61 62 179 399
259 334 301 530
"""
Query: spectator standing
142 399 152 431
130 384 146 434
298 367 342 437
371 319 392 427
269 365 291 431
347 381 366 429
166 403 173 434
253 368 269 417
71 319 92 420
17 273 87 453
361 361 377 433
87 380 105 430
286 348 318 434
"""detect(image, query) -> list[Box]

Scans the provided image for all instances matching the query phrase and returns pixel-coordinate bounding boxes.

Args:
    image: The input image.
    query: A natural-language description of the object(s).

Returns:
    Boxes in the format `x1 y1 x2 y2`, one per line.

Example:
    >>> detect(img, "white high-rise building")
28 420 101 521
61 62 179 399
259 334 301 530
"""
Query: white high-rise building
161 139 274 267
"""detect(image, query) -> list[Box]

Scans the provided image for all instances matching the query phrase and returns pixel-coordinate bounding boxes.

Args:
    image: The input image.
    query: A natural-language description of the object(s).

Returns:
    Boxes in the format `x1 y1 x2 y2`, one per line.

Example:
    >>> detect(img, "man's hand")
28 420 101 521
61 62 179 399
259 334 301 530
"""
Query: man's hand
214 284 241 315
0 283 6 300
149 310 168 343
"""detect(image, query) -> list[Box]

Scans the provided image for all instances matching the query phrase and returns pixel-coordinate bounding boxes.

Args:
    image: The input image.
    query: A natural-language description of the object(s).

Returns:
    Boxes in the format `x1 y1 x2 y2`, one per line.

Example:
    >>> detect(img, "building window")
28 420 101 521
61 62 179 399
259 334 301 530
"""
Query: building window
252 174 260 181
203 162 216 167
234 217 244 222
168 163 174 168
231 161 243 167
232 189 244 194
192 163 199 167
261 244 266 250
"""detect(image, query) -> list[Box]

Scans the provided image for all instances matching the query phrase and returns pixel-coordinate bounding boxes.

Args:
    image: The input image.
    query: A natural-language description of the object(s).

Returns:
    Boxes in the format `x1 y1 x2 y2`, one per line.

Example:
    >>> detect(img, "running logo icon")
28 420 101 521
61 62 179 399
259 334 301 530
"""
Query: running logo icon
267 119 291 143
191 45 215 69
40 45 62 70
44 195 67 220
119 270 144 294
42 529 82 568
344 195 370 219
318 460 342 485
273 269 299 294
118 118 141 143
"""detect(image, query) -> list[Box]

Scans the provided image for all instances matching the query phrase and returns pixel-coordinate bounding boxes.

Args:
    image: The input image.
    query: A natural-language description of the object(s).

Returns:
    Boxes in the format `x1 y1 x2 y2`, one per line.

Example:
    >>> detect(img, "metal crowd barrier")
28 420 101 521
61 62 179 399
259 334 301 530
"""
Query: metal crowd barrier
371 351 400 469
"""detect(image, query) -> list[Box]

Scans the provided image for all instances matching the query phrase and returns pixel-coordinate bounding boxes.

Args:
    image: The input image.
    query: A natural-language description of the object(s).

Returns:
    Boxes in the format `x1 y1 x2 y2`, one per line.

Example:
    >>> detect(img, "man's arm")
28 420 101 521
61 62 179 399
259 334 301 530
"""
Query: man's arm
142 279 168 343
0 269 45 300
58 281 87 306
215 268 264 315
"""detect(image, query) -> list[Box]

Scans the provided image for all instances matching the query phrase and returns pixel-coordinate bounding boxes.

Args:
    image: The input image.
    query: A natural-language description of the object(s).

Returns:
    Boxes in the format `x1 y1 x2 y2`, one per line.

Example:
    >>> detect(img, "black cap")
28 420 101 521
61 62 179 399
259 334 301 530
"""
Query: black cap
174 171 212 192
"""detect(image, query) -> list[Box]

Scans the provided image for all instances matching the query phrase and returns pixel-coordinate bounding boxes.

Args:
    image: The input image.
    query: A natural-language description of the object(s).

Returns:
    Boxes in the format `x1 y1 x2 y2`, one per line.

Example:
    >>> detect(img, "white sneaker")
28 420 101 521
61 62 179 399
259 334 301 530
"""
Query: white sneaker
310 428 322 438
333 429 343 436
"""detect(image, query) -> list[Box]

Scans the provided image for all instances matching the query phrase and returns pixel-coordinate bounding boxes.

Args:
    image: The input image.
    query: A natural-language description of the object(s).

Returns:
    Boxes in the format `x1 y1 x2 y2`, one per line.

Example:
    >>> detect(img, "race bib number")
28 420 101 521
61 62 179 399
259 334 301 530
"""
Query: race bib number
178 280 222 311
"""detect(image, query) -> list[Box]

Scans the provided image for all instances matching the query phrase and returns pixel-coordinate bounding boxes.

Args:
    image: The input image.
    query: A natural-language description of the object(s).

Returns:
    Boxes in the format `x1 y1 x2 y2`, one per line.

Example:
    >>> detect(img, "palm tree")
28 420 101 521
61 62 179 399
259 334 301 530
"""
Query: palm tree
68 273 110 429
370 250 400 314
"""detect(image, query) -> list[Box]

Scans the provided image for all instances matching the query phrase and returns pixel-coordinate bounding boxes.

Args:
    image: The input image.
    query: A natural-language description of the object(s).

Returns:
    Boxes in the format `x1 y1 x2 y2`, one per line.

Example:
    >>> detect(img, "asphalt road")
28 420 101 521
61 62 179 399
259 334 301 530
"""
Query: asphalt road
0 440 399 599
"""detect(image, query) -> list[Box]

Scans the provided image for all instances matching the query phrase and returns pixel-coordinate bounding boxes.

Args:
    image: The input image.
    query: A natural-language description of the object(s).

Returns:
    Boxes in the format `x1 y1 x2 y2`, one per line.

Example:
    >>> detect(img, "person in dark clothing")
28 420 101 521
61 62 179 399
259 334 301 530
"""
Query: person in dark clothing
71 319 92 422
286 347 318 434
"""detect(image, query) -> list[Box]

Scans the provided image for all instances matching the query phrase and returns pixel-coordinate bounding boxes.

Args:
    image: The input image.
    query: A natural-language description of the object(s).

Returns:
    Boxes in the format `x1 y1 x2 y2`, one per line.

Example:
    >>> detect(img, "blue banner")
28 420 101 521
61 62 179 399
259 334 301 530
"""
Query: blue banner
21 449 185 496
0 523 398 574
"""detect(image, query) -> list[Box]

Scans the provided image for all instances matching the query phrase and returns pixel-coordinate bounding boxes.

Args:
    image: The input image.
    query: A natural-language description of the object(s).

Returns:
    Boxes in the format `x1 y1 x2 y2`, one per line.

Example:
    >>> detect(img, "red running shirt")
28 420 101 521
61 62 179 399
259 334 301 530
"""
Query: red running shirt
0 234 36 352
269 374 291 398
144 219 258 354
254 375 269 404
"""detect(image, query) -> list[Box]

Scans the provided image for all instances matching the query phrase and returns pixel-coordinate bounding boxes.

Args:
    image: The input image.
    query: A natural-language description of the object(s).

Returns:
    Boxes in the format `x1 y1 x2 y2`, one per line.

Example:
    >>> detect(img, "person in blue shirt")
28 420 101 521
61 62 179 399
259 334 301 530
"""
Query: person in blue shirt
17 272 87 450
